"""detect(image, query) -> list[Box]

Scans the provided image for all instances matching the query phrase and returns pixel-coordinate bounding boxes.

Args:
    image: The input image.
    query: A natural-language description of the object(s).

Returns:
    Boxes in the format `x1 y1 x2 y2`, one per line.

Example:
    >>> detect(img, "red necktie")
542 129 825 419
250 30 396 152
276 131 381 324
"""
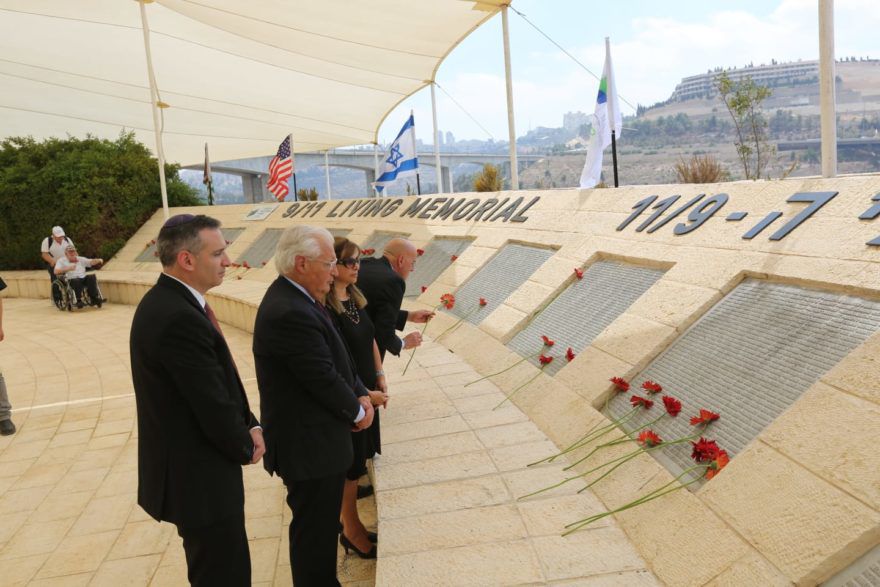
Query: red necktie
204 303 224 336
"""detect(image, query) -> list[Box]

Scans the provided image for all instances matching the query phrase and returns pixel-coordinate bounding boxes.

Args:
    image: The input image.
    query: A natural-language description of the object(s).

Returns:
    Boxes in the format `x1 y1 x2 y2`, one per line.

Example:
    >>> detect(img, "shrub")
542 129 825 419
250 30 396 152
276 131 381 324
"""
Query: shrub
674 154 729 183
473 164 503 192
0 132 201 269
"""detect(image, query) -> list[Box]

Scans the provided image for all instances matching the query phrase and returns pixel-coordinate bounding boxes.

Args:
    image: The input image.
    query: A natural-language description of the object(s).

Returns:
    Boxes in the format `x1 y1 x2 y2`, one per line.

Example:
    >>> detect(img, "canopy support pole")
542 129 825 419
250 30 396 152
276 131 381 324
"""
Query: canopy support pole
373 143 380 197
324 150 333 200
430 82 443 193
137 0 170 219
501 4 519 190
819 0 837 177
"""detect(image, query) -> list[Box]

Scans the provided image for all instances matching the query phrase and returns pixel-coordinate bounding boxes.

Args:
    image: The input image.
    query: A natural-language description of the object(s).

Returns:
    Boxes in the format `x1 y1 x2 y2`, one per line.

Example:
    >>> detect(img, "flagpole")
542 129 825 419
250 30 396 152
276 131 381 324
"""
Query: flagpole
324 150 333 200
605 37 620 188
501 4 519 190
137 0 170 219
287 134 298 201
430 82 443 193
818 0 837 177
373 143 380 197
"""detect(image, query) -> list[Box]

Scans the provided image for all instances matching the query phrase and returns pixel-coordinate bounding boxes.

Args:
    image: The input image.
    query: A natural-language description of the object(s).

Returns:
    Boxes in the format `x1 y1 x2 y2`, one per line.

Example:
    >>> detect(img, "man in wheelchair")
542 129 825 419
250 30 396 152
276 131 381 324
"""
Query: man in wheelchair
54 245 104 309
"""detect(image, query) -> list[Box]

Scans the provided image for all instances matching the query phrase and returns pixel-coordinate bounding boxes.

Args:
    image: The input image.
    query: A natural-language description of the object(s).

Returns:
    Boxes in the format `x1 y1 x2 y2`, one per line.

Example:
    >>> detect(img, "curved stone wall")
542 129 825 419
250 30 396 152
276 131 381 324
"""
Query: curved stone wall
4 176 880 586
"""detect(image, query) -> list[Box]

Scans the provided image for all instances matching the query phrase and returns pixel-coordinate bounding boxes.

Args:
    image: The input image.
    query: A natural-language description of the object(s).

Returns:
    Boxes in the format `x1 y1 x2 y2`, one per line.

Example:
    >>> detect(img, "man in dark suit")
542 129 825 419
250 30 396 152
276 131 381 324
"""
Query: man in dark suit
130 214 264 587
357 237 434 360
253 225 375 586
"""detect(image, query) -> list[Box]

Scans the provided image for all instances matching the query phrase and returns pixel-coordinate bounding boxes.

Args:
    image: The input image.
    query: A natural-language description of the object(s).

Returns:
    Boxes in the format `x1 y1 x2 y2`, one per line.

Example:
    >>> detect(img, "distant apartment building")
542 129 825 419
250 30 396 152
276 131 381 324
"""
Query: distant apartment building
670 60 820 102
445 131 455 145
563 111 589 133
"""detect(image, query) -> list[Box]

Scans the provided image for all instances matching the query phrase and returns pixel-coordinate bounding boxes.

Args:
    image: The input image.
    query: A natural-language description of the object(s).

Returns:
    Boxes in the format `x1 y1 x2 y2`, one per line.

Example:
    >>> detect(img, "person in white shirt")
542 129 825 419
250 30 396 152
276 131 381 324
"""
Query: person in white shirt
54 245 103 308
41 226 74 277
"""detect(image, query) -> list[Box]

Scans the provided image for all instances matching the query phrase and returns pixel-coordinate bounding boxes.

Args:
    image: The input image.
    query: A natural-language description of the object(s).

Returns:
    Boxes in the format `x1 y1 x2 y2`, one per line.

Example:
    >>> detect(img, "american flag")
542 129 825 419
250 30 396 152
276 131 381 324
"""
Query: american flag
267 135 294 201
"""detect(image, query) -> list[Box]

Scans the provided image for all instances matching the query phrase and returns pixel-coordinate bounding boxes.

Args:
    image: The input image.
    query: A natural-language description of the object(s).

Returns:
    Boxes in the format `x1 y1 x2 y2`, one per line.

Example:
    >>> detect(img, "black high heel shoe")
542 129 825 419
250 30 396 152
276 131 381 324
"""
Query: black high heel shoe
339 534 377 559
367 530 378 543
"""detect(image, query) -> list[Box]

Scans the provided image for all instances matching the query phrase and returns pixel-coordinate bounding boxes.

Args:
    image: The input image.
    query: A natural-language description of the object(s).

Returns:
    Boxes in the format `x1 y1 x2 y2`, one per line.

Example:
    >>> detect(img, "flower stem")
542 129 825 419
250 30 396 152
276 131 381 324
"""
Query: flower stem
562 466 705 535
493 368 544 410
434 304 482 341
539 409 638 467
401 306 438 375
465 349 543 388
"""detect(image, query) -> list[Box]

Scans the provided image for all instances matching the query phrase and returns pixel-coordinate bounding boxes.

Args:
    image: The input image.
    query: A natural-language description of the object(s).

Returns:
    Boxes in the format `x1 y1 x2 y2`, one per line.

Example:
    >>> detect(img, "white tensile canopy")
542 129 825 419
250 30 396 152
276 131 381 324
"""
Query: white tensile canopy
0 0 503 165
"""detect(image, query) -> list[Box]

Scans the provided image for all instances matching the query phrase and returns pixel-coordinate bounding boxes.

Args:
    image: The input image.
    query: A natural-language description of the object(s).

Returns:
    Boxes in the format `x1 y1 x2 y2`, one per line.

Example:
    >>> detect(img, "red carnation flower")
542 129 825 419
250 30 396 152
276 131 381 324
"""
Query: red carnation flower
565 347 576 362
705 450 730 480
538 354 553 365
661 395 682 417
416 248 425 256
361 248 375 255
479 297 487 306
637 430 662 448
641 380 662 394
630 395 654 409
420 285 427 293
450 255 458 262
242 261 250 269
440 293 455 310
541 335 555 347
574 268 584 280
610 377 629 392
151 239 156 245
691 437 720 463
690 409 721 427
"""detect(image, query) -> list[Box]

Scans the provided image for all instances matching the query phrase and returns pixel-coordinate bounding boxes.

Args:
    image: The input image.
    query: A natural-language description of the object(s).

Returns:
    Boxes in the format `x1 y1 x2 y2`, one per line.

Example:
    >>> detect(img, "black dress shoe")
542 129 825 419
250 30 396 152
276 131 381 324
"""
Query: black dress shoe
0 419 15 436
339 534 376 559
356 484 374 499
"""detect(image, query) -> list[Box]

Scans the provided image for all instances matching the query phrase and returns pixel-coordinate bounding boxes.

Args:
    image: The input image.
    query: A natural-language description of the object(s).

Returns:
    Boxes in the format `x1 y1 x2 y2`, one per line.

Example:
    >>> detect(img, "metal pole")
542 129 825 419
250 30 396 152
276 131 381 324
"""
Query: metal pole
818 0 837 177
611 130 619 187
137 0 170 219
430 82 443 193
501 4 519 190
324 150 333 200
373 143 380 196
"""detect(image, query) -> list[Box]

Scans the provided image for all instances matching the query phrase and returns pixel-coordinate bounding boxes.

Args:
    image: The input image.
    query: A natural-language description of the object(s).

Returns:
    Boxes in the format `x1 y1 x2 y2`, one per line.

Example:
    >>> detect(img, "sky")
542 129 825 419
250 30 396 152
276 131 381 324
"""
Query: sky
375 0 880 144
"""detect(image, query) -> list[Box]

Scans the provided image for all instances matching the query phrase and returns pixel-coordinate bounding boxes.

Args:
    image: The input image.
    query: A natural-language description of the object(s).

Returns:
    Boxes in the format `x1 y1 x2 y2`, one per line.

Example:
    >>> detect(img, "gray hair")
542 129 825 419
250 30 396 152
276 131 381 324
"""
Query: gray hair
274 225 333 275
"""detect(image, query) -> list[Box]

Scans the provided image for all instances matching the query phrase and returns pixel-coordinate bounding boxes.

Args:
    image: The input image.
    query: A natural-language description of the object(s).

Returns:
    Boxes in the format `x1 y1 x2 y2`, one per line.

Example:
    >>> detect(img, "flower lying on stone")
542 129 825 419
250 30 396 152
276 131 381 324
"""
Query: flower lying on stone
662 395 682 417
466 334 557 388
416 248 424 256
450 254 458 262
637 430 662 448
541 335 555 347
641 380 662 394
690 409 720 426
610 377 630 392
361 248 375 256
479 297 487 306
574 268 584 280
421 286 427 293
630 395 654 409
566 347 576 362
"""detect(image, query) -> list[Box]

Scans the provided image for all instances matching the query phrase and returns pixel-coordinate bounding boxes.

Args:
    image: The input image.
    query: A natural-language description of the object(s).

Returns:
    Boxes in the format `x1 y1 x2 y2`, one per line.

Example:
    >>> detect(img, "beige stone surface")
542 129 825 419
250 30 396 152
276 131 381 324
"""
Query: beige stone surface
704 550 792 587
701 442 880 585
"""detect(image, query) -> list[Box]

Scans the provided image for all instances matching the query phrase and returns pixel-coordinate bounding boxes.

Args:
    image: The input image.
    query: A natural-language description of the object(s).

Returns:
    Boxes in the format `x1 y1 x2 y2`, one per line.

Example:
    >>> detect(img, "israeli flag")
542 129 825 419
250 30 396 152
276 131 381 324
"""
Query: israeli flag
373 114 418 194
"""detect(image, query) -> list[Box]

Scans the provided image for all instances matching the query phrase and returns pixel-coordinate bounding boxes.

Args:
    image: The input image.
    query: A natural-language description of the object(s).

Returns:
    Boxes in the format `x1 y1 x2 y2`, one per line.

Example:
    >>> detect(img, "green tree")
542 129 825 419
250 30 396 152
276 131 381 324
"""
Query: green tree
0 131 201 269
714 72 774 179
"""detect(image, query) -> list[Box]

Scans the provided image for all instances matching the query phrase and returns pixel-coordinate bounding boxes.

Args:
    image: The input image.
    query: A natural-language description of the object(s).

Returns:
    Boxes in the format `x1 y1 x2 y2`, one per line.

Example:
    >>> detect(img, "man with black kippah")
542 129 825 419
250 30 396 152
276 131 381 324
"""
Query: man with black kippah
130 214 264 586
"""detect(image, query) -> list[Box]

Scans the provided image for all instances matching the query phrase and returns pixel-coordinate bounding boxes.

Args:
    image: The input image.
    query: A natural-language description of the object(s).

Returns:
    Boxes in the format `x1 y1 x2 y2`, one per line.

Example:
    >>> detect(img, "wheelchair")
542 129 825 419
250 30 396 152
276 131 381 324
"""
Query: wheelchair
52 274 104 311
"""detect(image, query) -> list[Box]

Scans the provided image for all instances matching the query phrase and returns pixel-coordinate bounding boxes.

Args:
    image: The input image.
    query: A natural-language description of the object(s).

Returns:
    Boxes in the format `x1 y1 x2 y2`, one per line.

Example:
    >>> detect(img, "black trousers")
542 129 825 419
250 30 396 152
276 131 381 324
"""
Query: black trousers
285 472 346 587
68 275 100 303
177 511 251 587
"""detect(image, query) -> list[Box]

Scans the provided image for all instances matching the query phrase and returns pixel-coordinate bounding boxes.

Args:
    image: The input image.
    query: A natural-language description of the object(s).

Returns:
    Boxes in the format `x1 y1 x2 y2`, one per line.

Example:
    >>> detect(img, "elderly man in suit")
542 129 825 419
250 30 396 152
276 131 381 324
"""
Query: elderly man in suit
130 214 264 587
253 225 375 586
357 237 435 360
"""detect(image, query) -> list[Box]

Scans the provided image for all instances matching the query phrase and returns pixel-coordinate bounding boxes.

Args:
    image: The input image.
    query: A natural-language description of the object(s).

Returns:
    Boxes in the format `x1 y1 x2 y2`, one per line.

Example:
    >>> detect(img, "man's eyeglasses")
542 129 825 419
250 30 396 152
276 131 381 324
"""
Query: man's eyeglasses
309 257 337 270
337 257 361 269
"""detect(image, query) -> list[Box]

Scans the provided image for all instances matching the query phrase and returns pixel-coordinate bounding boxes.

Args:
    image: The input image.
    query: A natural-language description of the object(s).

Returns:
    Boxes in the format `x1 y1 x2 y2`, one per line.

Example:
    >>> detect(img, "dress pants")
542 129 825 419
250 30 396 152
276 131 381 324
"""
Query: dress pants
0 371 10 421
68 275 100 303
285 472 346 587
176 510 251 587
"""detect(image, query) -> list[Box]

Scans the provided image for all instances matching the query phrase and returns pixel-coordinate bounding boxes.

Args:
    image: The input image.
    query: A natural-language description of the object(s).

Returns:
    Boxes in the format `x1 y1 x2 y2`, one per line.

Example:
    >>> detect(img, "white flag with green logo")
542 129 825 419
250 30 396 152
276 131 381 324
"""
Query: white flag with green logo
580 37 622 188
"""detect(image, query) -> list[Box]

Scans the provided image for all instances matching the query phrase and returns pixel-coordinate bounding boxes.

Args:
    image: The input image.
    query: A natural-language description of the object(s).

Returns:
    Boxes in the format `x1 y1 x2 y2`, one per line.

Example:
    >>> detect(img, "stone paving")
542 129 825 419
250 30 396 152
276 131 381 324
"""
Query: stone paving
0 297 659 586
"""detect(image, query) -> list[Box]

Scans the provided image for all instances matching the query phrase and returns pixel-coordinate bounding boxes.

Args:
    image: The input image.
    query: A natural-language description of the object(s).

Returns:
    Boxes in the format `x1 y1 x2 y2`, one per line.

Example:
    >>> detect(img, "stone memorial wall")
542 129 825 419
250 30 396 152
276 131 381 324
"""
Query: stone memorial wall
4 176 879 586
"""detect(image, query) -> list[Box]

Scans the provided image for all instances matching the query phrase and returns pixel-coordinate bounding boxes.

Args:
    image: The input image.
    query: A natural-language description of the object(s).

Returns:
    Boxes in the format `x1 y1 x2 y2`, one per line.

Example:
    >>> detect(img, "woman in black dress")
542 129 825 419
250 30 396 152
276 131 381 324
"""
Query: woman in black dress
326 237 388 559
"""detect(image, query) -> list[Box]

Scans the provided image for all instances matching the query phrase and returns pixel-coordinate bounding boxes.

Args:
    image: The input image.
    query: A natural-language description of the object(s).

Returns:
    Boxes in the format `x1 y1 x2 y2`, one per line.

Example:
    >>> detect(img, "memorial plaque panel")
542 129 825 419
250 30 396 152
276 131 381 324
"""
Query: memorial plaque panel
328 228 351 238
507 261 665 375
235 228 283 267
446 243 554 324
606 279 880 487
360 231 409 255
405 237 473 297
136 227 245 263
